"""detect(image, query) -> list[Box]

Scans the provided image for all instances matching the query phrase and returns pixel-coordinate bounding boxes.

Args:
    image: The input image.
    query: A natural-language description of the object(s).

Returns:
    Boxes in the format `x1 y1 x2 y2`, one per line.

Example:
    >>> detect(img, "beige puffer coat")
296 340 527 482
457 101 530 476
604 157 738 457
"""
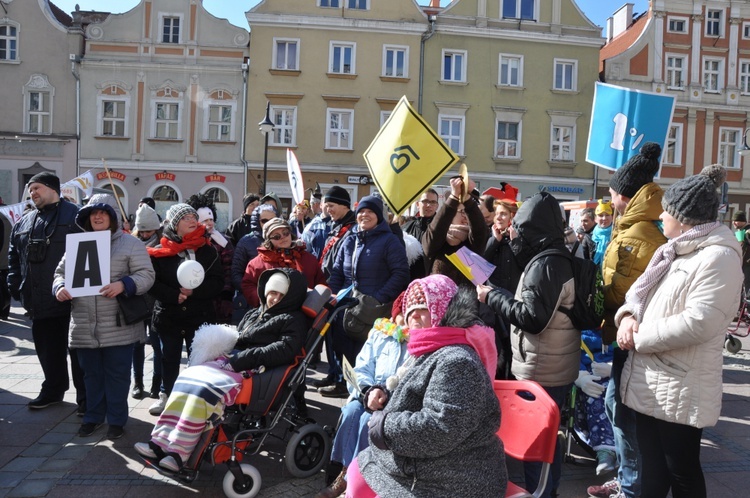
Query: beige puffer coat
616 225 742 428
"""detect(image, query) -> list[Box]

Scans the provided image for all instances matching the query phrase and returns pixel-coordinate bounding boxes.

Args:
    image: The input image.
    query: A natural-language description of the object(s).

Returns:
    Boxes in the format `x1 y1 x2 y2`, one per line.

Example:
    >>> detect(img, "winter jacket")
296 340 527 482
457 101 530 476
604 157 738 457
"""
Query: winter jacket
601 182 666 344
358 290 506 498
241 242 326 309
8 199 79 319
301 214 331 260
225 213 252 246
230 205 277 290
401 215 433 279
328 219 409 306
422 196 488 286
351 320 410 397
228 268 309 372
210 236 235 324
53 198 155 349
617 225 742 428
485 192 578 387
485 233 522 292
321 210 357 279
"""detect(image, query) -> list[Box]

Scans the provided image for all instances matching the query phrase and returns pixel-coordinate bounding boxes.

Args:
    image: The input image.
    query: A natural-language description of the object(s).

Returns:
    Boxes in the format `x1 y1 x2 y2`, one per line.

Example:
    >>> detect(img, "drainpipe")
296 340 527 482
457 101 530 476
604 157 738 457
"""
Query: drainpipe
71 59 81 177
418 16 437 115
240 59 250 195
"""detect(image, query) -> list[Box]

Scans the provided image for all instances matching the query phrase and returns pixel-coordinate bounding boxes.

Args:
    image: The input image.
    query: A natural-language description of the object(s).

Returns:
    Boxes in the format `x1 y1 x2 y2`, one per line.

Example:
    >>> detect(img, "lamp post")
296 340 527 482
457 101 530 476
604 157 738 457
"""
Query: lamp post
740 128 750 158
258 101 274 196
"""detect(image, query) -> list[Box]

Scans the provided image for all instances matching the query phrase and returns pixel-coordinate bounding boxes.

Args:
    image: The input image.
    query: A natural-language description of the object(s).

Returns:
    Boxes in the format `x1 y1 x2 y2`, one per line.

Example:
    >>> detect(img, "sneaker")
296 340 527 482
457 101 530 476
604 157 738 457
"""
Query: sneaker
107 425 125 440
314 468 347 498
595 449 617 475
148 392 168 415
587 478 620 498
28 395 62 410
318 382 349 398
77 422 103 437
159 454 181 473
311 375 335 389
134 442 158 459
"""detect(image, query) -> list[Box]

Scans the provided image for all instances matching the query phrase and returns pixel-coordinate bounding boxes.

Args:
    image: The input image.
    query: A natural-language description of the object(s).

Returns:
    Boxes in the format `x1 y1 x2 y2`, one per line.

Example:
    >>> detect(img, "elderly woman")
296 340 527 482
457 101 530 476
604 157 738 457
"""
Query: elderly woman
241 217 326 309
616 165 741 498
346 274 506 497
422 177 488 286
53 194 155 440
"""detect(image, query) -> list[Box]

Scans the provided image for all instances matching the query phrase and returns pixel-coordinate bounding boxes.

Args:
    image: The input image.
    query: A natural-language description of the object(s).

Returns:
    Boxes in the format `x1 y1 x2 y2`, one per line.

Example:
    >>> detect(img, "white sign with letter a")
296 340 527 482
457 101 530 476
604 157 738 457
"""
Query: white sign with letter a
64 231 110 298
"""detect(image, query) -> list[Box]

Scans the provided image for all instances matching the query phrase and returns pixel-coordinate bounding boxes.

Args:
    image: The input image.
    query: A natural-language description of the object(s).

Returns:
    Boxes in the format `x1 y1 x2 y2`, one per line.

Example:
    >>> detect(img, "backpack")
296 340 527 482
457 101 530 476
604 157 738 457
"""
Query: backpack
526 248 604 331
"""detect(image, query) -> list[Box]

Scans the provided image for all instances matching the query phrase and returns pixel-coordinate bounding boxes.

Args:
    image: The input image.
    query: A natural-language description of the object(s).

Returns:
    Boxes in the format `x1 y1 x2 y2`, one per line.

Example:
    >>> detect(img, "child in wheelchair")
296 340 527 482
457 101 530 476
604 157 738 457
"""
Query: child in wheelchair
134 268 309 473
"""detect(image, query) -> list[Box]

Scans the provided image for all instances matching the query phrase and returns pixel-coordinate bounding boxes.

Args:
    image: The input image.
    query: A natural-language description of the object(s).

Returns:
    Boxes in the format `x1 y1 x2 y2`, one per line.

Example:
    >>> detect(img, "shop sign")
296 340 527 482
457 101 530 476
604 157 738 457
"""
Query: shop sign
96 170 126 182
538 185 585 194
155 171 176 181
205 174 226 183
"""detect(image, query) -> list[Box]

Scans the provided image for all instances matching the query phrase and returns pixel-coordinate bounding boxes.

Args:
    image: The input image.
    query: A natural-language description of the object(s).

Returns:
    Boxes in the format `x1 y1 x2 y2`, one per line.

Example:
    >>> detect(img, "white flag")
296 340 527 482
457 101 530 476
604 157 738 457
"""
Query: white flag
61 170 95 197
286 149 305 205
0 200 33 225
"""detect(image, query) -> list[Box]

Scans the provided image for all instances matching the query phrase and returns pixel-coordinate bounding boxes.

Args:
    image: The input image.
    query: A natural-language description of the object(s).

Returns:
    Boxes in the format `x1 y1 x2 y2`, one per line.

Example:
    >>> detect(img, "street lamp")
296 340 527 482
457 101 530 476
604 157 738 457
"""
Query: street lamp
258 101 274 195
740 128 750 157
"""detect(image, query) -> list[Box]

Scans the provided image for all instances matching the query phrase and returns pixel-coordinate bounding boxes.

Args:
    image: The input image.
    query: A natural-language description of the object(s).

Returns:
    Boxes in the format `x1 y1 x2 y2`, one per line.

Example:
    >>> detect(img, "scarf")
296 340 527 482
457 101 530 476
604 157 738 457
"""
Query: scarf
446 224 470 246
147 224 208 258
257 243 306 273
407 324 497 379
628 221 719 321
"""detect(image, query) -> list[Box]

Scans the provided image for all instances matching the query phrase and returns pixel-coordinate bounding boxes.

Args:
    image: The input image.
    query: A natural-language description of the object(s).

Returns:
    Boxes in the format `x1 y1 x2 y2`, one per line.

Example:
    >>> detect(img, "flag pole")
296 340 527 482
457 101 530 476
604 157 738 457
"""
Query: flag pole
102 158 127 222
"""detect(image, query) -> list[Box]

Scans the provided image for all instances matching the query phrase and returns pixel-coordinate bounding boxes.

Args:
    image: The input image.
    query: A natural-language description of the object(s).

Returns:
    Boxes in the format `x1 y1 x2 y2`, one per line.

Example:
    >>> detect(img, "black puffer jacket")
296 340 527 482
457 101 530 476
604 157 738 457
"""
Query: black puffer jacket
229 268 308 371
484 233 522 292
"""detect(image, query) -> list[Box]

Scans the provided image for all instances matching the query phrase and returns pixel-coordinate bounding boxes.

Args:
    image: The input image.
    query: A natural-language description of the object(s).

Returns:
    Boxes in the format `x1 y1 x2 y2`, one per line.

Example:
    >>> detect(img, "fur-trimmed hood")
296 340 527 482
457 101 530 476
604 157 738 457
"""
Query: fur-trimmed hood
439 286 483 328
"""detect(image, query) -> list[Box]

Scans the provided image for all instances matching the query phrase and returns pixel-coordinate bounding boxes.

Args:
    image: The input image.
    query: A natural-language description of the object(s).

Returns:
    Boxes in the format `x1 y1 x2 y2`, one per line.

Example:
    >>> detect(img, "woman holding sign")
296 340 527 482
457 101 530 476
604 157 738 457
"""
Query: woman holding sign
146 203 224 416
53 194 155 440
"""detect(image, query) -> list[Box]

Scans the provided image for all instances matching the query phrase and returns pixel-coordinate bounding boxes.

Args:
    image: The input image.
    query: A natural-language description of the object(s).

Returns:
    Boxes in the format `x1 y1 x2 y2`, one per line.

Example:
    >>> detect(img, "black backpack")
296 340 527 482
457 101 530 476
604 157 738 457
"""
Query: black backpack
526 248 604 331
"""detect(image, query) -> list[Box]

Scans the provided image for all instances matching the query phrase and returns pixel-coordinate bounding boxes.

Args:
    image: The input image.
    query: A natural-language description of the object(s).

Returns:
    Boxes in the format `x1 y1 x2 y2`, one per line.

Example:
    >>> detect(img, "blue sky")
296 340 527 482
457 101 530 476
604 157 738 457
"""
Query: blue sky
52 0 649 31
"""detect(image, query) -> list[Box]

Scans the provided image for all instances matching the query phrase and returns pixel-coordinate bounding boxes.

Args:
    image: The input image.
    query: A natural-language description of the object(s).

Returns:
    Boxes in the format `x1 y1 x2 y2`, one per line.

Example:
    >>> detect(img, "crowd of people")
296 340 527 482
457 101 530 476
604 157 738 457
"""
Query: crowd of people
5 146 743 497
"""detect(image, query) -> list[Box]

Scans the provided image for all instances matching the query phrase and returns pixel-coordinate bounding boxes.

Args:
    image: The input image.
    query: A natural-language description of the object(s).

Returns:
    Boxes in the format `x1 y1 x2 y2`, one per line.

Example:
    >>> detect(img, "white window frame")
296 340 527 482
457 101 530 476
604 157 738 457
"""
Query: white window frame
498 53 524 87
664 123 683 165
203 100 237 142
705 9 723 37
667 16 689 34
548 111 579 162
666 54 687 89
743 22 750 40
702 56 723 93
740 60 750 95
441 49 467 83
319 0 340 7
0 21 19 62
325 108 354 150
382 45 409 78
96 95 130 137
438 115 465 156
273 38 300 71
553 58 578 91
501 0 537 20
27 91 51 134
379 111 392 127
496 121 521 159
269 105 297 147
550 125 574 161
719 127 742 169
158 13 183 44
329 41 356 75
347 0 369 9
23 75 54 134
151 99 182 139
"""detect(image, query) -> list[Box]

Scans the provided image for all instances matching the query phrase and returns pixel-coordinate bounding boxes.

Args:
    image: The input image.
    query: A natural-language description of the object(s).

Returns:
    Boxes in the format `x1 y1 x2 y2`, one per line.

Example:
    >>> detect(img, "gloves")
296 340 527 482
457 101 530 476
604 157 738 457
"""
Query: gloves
367 410 389 450
575 370 605 398
591 361 612 378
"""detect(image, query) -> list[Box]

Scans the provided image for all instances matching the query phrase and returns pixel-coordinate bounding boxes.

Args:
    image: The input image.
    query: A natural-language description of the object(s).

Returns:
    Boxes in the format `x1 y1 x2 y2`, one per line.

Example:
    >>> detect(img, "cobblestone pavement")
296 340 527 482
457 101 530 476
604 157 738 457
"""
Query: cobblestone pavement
2 304 750 497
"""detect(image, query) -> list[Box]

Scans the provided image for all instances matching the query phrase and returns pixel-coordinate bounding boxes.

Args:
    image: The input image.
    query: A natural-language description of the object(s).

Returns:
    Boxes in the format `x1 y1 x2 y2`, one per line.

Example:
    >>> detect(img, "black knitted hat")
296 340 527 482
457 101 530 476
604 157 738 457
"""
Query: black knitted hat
662 164 726 225
609 142 661 198
733 211 746 222
323 186 351 207
29 172 61 194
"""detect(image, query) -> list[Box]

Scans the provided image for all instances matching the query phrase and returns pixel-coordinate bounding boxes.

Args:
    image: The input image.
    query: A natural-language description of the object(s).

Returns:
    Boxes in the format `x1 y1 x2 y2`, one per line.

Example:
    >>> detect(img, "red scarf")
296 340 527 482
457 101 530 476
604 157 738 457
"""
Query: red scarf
147 225 208 258
407 324 497 379
257 244 306 273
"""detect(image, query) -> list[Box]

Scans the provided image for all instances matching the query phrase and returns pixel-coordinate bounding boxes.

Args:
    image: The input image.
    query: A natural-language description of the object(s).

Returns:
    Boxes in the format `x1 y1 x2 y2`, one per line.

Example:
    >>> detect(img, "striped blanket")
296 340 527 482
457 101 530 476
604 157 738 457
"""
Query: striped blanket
151 362 244 461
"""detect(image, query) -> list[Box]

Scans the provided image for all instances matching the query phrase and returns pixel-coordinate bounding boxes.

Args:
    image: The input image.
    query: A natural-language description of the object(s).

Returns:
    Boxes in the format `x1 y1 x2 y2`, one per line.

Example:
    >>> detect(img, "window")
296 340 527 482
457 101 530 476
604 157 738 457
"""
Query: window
383 45 408 78
330 42 355 74
439 116 464 155
666 55 686 89
719 128 741 169
0 24 18 61
550 125 574 161
553 59 577 91
502 0 535 20
326 109 353 150
348 0 368 9
27 92 50 134
741 61 750 95
319 0 340 6
154 102 180 139
664 124 683 165
743 22 750 39
498 54 523 87
161 16 180 43
667 16 688 34
706 9 722 37
270 106 296 146
273 38 299 70
379 111 391 127
207 105 233 141
102 100 126 136
442 50 466 82
702 57 723 93
496 121 520 158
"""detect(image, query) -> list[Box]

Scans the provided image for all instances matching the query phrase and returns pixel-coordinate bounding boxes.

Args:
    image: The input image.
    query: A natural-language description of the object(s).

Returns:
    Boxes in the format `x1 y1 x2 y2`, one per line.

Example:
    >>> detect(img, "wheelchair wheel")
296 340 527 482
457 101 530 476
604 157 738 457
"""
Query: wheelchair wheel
222 463 261 498
725 335 742 354
284 423 331 478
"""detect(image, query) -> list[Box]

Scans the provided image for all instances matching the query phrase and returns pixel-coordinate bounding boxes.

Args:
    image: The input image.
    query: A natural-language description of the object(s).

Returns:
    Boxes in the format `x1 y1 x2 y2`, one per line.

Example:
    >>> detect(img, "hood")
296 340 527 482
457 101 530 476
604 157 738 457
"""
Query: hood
511 192 565 265
249 203 278 235
257 267 308 315
617 182 664 230
76 193 119 232
439 286 482 328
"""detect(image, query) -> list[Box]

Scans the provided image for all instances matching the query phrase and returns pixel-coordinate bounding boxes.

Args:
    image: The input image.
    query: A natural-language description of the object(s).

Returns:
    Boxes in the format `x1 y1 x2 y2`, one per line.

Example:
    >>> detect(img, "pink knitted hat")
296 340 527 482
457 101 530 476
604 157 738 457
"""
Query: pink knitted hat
403 274 458 326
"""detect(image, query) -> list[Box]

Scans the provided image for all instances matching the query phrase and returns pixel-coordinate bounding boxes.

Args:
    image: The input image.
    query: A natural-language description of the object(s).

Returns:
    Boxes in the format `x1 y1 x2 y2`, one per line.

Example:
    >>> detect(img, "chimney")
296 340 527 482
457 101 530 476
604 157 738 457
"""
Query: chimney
612 3 634 39
606 17 614 42
431 0 440 7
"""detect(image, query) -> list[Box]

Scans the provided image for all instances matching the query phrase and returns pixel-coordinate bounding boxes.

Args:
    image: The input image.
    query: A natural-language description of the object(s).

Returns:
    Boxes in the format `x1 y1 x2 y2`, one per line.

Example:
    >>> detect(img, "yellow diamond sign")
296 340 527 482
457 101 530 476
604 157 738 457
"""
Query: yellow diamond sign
363 96 459 216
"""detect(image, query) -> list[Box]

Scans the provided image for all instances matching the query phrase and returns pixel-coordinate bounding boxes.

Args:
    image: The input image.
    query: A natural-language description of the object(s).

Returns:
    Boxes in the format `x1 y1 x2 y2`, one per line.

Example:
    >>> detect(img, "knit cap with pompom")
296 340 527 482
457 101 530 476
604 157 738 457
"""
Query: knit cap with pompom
609 142 662 198
662 164 726 225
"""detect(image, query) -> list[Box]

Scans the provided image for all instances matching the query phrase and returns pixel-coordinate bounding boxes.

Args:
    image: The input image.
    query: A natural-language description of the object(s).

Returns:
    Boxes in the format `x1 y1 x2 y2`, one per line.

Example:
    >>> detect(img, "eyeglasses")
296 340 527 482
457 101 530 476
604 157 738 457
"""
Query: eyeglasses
179 214 198 222
268 229 291 241
259 218 273 224
456 209 467 216
420 199 438 206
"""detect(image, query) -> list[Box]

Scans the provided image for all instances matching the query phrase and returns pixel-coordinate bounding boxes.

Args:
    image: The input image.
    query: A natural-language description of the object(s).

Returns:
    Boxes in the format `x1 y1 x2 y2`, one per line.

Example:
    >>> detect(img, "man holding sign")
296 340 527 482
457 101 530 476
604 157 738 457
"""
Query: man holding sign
8 172 84 411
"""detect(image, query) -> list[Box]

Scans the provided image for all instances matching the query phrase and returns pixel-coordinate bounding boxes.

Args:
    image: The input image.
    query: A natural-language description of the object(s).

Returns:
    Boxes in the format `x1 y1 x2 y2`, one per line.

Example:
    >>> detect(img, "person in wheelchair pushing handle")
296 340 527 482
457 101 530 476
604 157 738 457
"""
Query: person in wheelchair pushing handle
134 268 309 473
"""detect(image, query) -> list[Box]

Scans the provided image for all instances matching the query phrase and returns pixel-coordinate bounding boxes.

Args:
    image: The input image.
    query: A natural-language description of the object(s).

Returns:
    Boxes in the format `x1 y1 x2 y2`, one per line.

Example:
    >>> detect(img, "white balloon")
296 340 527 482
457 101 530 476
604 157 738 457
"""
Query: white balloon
177 260 205 290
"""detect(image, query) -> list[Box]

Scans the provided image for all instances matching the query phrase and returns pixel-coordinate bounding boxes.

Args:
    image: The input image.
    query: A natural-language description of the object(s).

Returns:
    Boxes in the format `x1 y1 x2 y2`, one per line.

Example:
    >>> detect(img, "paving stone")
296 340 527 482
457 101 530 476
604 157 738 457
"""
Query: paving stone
6 479 56 497
0 458 46 473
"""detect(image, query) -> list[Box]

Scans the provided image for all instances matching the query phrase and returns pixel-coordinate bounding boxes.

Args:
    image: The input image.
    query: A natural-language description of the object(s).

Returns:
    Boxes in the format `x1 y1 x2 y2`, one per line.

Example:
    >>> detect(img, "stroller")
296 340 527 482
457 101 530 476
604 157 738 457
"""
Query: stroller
726 288 750 354
141 284 355 498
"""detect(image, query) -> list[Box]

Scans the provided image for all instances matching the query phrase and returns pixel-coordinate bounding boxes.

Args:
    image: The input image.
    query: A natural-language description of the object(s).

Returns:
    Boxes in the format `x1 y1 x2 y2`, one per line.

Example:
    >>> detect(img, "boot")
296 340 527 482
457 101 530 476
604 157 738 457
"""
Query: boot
131 378 144 399
314 467 347 498
149 375 161 399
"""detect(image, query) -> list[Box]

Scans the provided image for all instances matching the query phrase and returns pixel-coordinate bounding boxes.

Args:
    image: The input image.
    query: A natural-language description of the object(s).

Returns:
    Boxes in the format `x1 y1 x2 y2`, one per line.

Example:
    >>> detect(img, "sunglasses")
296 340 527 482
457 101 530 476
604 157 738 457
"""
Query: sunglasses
259 218 273 224
268 229 291 241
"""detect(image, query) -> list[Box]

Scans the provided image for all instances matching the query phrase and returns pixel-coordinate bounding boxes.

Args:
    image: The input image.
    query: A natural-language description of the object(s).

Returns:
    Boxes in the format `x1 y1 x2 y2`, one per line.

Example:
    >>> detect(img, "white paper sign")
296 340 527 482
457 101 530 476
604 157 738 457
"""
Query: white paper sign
64 231 111 298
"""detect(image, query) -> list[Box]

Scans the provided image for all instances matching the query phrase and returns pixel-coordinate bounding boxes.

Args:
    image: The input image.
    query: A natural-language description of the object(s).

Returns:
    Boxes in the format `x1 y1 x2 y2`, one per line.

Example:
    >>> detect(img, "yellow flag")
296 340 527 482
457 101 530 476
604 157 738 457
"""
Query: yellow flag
363 96 459 215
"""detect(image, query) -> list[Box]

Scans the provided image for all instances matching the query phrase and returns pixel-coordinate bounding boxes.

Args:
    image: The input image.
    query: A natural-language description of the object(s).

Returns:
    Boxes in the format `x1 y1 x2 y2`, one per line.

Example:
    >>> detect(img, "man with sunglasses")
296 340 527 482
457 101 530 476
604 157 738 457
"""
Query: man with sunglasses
401 188 439 279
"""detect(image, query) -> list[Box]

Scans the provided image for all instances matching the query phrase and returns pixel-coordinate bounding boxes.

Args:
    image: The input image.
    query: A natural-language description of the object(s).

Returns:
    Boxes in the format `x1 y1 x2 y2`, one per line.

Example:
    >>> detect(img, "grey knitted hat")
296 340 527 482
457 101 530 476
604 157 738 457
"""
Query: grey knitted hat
662 164 726 225
135 204 161 231
165 203 198 232
609 142 661 198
